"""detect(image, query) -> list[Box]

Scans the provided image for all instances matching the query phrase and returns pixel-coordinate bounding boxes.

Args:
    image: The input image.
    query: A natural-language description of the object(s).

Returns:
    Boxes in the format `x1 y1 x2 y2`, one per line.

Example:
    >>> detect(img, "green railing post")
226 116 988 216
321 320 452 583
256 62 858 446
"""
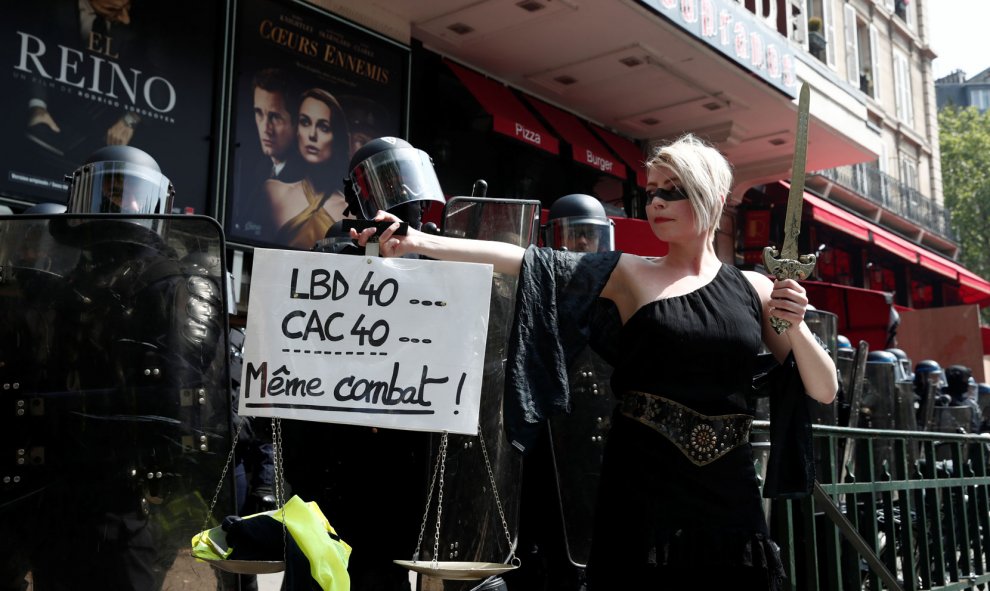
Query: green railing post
894 438 918 590
752 421 990 591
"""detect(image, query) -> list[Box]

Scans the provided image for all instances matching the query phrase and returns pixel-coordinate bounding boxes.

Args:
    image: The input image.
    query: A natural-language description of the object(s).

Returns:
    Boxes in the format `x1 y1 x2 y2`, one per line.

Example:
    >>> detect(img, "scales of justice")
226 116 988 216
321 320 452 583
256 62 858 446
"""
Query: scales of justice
194 198 537 585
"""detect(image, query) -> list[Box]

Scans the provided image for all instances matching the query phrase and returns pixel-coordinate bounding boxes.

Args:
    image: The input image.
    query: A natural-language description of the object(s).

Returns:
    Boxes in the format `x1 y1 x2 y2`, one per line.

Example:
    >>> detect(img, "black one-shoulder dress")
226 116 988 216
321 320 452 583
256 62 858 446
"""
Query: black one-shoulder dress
586 263 786 590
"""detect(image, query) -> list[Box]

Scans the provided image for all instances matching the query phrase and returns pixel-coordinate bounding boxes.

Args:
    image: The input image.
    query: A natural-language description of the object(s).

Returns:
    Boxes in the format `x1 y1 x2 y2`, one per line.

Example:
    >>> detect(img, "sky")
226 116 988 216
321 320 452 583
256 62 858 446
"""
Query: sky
927 1 989 80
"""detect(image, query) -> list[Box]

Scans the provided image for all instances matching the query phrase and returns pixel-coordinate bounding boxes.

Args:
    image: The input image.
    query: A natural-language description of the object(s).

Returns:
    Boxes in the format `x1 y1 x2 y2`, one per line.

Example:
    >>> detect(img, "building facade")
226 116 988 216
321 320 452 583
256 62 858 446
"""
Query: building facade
936 67 990 112
1 0 987 320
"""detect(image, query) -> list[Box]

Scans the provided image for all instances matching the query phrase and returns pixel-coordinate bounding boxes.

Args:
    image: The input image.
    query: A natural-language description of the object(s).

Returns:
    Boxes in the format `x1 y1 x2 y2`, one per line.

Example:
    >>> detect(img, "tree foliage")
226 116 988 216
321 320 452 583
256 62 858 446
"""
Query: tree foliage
938 105 990 282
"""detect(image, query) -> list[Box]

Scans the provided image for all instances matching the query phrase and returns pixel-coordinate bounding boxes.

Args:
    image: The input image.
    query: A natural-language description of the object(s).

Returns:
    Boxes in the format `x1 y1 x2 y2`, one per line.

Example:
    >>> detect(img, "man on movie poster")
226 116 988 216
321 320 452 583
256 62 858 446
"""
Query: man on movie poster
225 0 407 249
2 0 219 213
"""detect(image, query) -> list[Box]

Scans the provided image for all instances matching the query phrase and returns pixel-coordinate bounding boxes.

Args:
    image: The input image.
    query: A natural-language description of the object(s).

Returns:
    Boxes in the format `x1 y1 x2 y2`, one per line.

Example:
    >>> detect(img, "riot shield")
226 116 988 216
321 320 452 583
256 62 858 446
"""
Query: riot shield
412 197 539 588
932 406 975 465
805 309 839 426
0 214 233 590
859 358 900 479
548 345 615 567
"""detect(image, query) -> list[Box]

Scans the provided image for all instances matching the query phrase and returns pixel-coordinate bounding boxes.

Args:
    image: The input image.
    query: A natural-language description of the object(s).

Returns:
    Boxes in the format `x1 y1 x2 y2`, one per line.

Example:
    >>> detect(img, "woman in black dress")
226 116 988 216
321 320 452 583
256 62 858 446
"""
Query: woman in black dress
354 133 838 589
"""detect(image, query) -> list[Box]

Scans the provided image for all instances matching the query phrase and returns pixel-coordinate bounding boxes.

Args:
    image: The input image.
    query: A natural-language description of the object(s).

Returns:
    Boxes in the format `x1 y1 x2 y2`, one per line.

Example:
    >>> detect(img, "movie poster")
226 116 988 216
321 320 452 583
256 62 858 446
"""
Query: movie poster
226 0 408 249
0 1 222 213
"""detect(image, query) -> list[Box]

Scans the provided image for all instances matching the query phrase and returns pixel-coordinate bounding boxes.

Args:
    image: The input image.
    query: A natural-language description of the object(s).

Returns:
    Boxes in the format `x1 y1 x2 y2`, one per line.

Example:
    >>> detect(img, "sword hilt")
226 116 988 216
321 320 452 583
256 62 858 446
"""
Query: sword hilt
762 246 817 334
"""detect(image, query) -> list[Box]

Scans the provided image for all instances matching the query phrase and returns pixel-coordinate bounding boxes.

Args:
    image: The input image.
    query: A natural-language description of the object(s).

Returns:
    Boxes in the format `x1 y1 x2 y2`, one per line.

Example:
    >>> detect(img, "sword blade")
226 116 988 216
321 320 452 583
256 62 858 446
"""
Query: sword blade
781 83 811 260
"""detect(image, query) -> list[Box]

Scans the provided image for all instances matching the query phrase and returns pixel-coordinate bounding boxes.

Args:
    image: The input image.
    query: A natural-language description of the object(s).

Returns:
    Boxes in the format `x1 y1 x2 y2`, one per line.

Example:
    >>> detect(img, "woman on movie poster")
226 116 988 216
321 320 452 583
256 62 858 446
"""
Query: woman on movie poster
227 0 407 249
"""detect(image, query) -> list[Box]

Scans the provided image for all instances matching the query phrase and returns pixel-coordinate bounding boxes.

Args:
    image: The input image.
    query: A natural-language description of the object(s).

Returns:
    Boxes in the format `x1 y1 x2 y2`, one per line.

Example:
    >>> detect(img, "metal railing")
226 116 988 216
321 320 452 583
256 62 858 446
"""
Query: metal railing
815 165 956 242
755 421 990 590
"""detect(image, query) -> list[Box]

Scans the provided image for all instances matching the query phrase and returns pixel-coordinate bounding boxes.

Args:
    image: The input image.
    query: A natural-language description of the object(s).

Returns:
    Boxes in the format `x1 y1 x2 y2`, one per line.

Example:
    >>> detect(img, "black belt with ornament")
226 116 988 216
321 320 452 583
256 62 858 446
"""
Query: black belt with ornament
620 390 753 466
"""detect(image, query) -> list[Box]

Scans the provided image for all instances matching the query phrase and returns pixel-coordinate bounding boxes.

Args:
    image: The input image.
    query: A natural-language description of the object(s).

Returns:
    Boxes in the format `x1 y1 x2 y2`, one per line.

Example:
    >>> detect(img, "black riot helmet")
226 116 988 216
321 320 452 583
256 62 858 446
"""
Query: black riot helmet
66 145 175 232
885 347 912 381
866 350 897 365
945 364 973 398
544 193 615 253
913 359 945 392
344 137 445 221
914 359 942 375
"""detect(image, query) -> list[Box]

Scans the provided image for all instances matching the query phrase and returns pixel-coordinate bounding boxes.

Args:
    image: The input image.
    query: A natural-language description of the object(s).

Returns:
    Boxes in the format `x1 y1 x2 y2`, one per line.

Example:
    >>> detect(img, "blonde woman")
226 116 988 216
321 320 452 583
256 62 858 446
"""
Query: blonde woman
355 134 837 590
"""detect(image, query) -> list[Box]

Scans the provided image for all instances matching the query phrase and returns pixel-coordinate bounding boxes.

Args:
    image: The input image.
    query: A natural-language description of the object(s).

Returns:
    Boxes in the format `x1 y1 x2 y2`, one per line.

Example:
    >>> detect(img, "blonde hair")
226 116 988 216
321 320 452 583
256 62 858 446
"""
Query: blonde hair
645 134 732 238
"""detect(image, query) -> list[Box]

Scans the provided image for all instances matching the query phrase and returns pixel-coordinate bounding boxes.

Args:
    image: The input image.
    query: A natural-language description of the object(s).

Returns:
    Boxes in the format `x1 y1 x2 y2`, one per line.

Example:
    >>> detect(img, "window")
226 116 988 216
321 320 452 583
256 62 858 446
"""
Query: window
878 142 889 204
844 7 879 100
807 0 836 67
895 0 915 29
970 88 990 111
843 5 859 85
895 0 907 21
899 154 918 191
866 25 880 100
893 50 914 125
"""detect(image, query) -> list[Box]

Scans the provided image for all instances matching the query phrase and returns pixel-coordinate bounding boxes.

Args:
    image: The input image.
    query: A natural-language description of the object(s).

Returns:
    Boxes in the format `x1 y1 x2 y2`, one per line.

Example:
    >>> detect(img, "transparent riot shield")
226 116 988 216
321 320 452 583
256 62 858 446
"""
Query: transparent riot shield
805 309 839 426
932 406 975 465
859 358 900 479
413 197 539 587
0 214 233 590
548 343 615 567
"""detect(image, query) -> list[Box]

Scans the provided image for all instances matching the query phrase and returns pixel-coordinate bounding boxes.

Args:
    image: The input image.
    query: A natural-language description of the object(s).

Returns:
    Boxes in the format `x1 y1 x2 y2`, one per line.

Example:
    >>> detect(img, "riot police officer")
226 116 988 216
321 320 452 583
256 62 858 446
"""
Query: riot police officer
1 145 228 590
543 193 615 253
885 347 913 383
942 365 982 433
296 136 446 590
914 359 945 427
315 136 445 256
507 193 619 590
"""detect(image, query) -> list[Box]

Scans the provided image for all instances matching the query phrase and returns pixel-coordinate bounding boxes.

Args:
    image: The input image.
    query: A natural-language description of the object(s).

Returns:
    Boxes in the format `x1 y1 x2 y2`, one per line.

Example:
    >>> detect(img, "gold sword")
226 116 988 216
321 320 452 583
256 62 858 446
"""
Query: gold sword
763 82 816 334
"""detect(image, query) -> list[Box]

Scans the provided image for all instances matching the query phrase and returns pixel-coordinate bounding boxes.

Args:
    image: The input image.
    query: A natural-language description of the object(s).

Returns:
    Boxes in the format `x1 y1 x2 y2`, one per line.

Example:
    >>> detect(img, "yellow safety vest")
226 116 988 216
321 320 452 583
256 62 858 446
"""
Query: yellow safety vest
191 495 351 591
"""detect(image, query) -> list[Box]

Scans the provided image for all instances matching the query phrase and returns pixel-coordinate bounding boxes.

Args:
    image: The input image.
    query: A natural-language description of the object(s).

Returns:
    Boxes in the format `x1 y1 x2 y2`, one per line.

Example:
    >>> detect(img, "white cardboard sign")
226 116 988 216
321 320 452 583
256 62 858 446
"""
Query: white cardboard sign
239 249 493 435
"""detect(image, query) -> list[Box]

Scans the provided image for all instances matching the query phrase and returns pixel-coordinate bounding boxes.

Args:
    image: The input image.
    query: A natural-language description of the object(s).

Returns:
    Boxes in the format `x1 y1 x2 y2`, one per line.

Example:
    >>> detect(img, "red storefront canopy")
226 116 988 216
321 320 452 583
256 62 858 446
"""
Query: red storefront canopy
445 60 559 155
782 182 990 306
590 125 648 188
803 280 893 351
522 96 623 178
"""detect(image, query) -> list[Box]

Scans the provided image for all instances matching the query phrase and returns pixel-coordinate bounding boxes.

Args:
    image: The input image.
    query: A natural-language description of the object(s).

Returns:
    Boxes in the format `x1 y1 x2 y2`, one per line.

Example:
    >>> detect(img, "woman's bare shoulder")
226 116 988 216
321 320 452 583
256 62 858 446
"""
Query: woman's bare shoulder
740 269 772 299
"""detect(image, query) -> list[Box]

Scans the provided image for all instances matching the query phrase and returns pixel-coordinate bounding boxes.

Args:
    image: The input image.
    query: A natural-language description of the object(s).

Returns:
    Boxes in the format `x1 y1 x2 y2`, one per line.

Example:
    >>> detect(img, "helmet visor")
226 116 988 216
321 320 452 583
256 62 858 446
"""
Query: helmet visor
67 161 174 216
545 217 615 253
349 147 445 219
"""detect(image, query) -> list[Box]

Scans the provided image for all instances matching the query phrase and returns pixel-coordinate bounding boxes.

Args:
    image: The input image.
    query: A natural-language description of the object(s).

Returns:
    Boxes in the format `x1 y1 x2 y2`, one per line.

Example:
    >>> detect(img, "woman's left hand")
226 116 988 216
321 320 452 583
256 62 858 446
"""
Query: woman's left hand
768 278 808 331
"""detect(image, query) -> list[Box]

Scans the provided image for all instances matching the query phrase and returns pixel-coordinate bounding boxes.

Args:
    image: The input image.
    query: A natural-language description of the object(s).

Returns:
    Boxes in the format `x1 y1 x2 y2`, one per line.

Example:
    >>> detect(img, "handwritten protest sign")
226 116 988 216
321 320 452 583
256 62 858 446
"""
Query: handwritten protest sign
240 249 494 435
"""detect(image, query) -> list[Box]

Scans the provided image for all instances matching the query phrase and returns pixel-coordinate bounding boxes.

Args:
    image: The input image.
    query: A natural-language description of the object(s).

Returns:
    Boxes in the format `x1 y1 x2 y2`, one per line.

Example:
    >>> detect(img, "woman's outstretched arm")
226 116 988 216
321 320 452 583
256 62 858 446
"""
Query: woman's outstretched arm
350 210 527 276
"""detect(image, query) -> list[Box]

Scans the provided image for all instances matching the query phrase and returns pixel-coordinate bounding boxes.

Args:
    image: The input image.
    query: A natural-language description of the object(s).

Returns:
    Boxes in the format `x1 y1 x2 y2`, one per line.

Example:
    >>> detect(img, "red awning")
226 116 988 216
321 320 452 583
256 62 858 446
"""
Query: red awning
590 125 648 187
804 280 893 351
803 190 871 242
918 251 958 281
956 267 990 306
781 181 990 307
522 96 624 178
801 187 917 262
446 60 559 155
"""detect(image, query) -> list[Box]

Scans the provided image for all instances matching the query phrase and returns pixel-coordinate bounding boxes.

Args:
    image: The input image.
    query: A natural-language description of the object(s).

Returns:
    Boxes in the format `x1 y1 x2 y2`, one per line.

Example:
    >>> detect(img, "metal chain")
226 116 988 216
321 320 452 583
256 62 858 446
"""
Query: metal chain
201 418 244 533
414 432 445 561
271 417 288 566
432 432 449 569
478 425 517 563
